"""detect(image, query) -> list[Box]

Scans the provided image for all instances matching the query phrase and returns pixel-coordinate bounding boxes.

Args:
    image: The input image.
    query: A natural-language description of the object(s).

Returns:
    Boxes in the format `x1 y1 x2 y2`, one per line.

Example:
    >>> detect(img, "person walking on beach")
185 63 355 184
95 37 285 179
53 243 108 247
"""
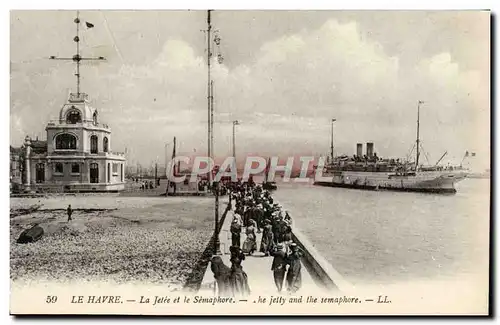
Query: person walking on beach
285 243 303 294
67 204 73 222
271 243 288 292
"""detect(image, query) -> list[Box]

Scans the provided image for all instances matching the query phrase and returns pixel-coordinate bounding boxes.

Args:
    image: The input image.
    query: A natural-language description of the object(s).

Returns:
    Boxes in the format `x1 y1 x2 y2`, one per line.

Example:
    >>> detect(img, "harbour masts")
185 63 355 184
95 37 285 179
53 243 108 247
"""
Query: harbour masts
264 157 271 183
164 142 170 178
165 138 175 195
232 120 239 165
330 118 336 163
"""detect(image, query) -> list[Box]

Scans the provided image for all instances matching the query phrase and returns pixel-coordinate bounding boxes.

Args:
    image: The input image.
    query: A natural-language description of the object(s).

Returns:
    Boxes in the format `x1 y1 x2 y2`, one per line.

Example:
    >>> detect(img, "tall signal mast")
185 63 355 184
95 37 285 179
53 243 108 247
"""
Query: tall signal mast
49 11 106 96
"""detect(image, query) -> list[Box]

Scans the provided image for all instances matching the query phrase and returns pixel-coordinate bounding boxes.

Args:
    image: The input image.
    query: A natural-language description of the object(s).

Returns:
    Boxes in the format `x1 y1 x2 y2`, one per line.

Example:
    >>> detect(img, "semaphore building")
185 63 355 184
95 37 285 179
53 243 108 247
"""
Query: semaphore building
11 11 126 193
20 92 126 193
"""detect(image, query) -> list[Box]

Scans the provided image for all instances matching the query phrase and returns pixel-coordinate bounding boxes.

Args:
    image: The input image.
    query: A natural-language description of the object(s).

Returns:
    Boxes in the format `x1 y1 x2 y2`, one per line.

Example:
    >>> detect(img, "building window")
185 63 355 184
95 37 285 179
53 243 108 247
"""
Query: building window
107 163 111 182
71 163 80 174
121 164 124 182
93 111 98 126
103 137 109 153
36 163 45 183
66 108 82 124
54 162 63 174
90 135 98 154
112 163 118 175
55 133 77 150
90 163 99 183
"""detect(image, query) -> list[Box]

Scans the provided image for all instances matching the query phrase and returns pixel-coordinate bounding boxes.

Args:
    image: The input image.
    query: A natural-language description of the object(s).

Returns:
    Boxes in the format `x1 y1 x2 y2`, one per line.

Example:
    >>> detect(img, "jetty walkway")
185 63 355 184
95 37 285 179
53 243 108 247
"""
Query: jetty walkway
199 203 349 296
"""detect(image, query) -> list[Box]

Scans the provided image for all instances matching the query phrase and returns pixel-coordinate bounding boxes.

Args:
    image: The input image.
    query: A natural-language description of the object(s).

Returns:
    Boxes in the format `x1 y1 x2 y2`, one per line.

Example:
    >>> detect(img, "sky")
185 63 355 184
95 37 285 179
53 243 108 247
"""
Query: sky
10 10 490 170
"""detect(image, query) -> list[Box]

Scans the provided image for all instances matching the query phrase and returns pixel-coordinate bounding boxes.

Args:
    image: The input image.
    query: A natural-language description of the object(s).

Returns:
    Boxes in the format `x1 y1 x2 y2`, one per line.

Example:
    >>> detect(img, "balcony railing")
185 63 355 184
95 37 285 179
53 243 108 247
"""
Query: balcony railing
46 120 110 129
68 92 89 102
87 151 126 157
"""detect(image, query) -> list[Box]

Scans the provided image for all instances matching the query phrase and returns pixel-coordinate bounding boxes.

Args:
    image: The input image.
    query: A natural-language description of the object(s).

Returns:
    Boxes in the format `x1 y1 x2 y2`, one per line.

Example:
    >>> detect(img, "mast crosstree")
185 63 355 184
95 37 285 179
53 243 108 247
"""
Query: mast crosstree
202 10 224 183
49 10 106 96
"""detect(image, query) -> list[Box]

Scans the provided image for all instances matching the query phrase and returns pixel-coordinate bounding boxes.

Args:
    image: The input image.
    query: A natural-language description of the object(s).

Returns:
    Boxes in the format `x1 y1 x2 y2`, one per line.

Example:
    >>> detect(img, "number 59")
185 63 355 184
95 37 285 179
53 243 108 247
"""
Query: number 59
46 296 57 303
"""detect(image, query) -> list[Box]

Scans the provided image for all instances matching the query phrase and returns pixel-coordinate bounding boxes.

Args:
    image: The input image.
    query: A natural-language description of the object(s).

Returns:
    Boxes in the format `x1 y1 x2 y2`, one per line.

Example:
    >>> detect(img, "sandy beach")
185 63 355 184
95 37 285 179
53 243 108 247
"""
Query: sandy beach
10 195 218 290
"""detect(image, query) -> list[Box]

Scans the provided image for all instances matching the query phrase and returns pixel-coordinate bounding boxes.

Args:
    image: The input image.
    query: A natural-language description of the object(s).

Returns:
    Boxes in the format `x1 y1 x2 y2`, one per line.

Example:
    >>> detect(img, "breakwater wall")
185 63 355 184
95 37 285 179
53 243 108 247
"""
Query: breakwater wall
276 200 353 292
184 202 231 292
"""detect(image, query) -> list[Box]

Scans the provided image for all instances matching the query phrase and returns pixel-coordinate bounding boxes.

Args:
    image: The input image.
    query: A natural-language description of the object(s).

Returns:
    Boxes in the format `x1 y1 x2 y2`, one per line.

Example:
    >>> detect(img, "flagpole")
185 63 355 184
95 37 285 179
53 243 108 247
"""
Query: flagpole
210 80 214 165
207 10 212 186
75 10 81 95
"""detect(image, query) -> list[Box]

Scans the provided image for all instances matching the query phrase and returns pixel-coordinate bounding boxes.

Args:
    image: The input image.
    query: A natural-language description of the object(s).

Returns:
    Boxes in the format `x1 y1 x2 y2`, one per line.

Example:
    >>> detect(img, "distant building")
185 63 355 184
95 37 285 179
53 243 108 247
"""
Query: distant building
10 146 23 185
16 92 126 193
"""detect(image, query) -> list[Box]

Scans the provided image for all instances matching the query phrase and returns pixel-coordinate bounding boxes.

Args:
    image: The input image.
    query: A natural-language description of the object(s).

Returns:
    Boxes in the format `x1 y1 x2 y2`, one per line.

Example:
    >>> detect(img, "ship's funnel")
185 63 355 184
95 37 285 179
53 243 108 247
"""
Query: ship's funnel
356 143 363 157
366 142 374 158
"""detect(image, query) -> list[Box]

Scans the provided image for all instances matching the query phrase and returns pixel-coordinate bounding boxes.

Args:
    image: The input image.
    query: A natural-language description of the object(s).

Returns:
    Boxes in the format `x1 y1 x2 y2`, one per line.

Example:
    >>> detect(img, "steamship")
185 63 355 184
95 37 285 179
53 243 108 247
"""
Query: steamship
313 102 468 194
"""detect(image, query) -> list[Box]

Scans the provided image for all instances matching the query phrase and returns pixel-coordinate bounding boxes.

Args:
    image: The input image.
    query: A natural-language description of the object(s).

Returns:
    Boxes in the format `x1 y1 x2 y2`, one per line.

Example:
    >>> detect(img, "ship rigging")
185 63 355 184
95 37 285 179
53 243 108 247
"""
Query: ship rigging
313 101 468 194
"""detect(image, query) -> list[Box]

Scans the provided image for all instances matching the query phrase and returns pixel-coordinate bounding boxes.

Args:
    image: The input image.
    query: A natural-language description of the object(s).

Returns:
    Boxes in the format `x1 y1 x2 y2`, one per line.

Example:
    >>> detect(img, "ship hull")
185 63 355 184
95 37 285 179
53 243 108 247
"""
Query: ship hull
314 181 457 194
314 170 467 194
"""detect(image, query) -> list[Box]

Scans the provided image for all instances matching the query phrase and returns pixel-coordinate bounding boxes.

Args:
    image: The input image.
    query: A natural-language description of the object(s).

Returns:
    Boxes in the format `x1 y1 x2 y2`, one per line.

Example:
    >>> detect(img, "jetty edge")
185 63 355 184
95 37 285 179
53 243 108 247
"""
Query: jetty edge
278 200 353 293
183 201 232 293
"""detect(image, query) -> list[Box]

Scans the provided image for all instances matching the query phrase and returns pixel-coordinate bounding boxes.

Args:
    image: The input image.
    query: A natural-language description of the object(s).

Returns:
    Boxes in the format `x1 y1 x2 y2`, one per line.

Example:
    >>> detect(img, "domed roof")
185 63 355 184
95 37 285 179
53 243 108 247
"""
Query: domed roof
58 92 97 124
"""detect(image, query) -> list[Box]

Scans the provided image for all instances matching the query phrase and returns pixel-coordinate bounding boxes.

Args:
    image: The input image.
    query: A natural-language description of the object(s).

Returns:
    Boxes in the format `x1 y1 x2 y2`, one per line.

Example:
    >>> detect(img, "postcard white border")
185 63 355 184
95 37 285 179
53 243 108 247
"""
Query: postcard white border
3 0 497 324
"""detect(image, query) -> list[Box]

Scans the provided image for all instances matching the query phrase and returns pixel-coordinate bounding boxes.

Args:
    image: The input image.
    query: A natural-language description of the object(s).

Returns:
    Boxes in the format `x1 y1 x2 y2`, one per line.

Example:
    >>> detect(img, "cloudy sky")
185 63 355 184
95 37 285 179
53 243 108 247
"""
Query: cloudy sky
10 10 490 169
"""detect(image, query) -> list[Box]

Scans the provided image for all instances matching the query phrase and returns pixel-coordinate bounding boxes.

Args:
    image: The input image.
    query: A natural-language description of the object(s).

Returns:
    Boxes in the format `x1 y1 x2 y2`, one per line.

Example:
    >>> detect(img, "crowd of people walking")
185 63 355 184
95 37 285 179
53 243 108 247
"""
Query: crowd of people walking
210 180 303 298
129 177 159 190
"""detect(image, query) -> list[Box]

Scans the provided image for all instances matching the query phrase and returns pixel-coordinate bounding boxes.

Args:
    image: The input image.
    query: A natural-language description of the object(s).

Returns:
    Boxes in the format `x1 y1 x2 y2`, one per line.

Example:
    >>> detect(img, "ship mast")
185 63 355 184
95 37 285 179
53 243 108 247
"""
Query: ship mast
168 136 177 195
264 157 270 183
415 100 424 170
330 118 336 163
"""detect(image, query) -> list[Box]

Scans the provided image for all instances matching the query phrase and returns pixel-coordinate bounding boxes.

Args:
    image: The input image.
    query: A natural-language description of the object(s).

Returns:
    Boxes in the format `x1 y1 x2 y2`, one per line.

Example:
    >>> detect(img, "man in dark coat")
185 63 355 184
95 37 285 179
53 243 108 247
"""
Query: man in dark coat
286 243 303 293
210 256 232 297
253 204 264 233
271 214 280 245
243 203 254 227
260 219 274 256
229 246 251 298
230 214 242 248
270 244 288 292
